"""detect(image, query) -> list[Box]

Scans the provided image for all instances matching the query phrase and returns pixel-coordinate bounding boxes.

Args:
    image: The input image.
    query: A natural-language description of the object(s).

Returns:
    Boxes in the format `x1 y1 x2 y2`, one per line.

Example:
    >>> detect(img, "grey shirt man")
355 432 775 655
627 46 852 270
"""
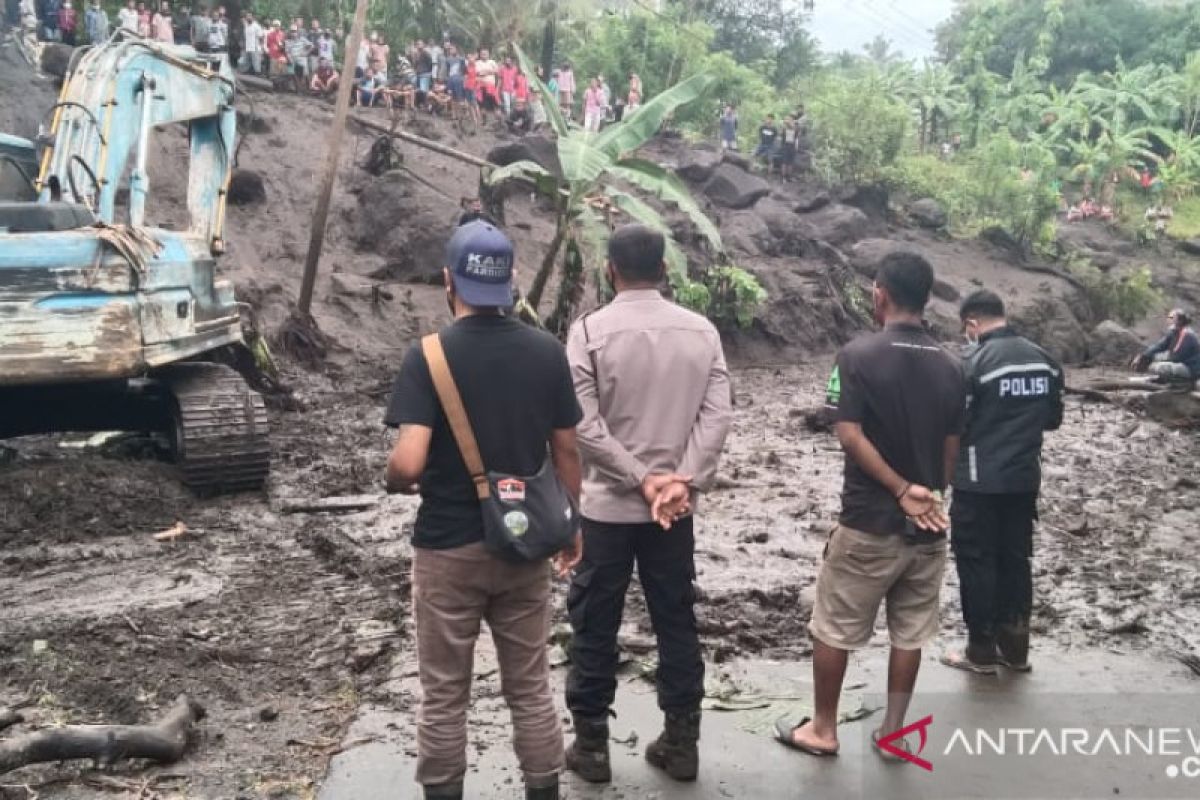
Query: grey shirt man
565 288 733 523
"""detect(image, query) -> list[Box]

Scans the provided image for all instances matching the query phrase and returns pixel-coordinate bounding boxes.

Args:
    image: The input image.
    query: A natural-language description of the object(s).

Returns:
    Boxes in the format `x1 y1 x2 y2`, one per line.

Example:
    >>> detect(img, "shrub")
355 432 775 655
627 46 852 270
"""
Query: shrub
803 74 910 186
1070 262 1163 326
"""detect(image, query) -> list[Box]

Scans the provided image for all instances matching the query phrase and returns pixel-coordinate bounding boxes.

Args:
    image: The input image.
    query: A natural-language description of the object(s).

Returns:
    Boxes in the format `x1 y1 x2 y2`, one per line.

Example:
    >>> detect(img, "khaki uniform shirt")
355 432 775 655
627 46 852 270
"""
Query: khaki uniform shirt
566 289 733 523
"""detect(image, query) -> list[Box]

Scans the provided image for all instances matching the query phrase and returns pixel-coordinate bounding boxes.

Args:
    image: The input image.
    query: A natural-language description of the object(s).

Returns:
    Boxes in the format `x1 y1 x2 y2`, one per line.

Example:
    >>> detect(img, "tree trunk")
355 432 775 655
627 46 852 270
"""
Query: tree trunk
919 107 928 153
0 695 204 776
528 216 567 312
546 233 585 337
540 3 557 82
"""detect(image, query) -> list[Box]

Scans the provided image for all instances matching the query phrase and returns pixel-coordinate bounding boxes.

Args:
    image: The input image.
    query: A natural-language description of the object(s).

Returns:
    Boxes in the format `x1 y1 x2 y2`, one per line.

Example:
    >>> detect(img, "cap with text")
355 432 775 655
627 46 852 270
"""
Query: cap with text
446 220 515 309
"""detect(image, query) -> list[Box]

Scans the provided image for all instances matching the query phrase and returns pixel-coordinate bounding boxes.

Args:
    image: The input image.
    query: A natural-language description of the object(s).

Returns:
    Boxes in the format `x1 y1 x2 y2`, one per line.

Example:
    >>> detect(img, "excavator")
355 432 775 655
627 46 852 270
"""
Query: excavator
0 30 269 493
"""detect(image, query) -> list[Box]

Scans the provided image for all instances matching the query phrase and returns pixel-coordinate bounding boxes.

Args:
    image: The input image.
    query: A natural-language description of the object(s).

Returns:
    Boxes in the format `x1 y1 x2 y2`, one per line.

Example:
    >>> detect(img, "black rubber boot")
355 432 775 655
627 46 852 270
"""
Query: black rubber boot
645 710 701 782
997 619 1032 671
565 715 611 783
423 783 463 800
525 777 560 800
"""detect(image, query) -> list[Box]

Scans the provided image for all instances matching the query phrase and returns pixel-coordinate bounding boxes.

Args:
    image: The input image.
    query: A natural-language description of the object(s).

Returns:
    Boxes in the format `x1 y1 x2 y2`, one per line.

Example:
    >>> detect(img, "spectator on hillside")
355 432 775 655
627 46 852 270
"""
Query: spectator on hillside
41 0 60 40
206 7 226 52
188 3 208 50
384 58 416 110
775 115 800 180
429 79 453 117
136 1 149 36
414 40 434 96
444 43 466 104
264 19 285 75
368 32 389 80
117 0 137 32
151 3 171 43
530 85 549 131
498 56 518 116
306 18 321 76
464 52 482 125
514 69 529 107
754 113 779 169
170 1 187 42
546 68 560 107
354 34 369 79
583 77 605 133
597 74 612 119
627 73 642 114
356 67 384 107
507 96 532 134
284 26 311 92
476 48 500 117
558 60 575 119
719 104 738 151
310 58 338 96
240 12 263 73
1133 308 1200 384
317 29 334 63
84 0 108 43
429 38 445 83
57 0 75 44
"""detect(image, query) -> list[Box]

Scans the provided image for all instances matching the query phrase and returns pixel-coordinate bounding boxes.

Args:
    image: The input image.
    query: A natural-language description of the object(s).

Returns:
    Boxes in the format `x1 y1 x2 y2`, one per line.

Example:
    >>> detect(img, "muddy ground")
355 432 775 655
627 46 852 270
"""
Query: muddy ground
3 31 1200 800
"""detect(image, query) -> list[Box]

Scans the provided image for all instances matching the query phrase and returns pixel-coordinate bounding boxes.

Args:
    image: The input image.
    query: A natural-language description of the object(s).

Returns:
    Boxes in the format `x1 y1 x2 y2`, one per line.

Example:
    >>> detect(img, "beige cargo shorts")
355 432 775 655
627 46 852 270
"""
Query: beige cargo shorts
808 524 947 651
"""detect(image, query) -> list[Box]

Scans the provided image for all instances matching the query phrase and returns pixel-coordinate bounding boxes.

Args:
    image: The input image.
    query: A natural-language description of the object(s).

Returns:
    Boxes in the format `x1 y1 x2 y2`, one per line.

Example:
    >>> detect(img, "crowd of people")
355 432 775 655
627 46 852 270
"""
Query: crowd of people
720 105 813 180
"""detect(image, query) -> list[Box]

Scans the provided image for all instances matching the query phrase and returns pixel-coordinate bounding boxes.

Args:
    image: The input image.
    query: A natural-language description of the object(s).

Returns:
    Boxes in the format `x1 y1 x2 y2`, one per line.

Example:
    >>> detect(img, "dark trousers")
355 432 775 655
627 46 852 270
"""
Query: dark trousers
566 516 703 719
950 490 1036 655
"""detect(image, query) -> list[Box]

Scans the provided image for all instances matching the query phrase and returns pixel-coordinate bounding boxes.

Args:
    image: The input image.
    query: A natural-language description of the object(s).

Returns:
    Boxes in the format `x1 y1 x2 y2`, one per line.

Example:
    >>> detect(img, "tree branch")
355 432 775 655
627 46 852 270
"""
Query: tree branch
0 695 205 776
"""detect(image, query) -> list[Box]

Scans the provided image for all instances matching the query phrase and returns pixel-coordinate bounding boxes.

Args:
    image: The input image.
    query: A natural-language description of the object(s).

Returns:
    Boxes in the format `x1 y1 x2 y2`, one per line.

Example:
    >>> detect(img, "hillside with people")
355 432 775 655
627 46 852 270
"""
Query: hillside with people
3 1 1200 799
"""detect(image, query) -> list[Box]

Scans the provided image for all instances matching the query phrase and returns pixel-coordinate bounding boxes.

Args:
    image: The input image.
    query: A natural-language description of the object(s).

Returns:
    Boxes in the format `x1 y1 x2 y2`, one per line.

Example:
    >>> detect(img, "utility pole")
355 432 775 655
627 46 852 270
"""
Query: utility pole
298 0 369 315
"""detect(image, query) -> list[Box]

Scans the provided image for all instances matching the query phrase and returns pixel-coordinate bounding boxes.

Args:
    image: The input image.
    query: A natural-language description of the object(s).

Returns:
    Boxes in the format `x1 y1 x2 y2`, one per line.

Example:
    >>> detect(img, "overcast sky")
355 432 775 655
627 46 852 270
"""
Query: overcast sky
804 0 956 60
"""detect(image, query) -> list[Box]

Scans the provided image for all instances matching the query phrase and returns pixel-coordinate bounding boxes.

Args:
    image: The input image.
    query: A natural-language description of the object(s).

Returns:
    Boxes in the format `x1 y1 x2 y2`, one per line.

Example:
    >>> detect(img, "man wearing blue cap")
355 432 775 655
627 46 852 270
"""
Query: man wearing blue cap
384 220 585 800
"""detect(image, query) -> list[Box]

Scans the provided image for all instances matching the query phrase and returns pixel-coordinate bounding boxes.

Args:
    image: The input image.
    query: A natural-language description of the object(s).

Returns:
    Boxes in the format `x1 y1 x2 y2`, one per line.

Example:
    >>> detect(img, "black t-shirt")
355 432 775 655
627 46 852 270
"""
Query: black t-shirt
416 51 433 74
759 124 778 147
384 315 582 550
826 322 966 536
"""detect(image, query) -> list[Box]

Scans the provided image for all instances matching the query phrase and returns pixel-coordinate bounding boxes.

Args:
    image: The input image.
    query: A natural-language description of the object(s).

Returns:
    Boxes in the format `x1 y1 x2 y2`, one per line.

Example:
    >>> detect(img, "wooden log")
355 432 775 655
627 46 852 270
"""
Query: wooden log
350 114 493 168
0 694 204 776
237 74 277 93
279 495 381 514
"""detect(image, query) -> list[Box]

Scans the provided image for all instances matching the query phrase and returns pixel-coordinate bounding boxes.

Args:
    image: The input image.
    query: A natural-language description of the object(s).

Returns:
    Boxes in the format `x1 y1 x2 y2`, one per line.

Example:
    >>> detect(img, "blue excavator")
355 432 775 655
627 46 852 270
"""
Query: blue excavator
0 31 269 493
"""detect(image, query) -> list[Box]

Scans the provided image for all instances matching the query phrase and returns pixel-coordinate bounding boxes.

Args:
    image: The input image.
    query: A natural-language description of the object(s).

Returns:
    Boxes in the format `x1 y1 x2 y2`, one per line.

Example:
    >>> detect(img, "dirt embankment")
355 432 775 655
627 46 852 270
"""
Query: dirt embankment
3 43 1200 799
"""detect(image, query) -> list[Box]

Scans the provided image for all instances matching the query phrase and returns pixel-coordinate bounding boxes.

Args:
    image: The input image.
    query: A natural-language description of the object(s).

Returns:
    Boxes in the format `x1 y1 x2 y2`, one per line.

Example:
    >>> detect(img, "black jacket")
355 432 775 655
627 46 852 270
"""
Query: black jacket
1142 326 1200 378
953 327 1064 494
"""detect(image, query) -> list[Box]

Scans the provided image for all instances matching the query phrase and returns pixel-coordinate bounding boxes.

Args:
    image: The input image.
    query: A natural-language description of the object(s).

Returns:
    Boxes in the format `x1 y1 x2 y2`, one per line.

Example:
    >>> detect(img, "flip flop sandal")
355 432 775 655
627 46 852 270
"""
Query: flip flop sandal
939 650 999 675
872 729 912 763
773 717 839 757
997 655 1033 673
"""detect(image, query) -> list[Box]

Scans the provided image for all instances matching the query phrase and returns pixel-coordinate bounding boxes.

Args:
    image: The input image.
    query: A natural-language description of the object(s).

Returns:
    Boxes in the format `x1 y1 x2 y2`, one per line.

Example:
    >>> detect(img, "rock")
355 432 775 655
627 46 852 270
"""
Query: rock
909 198 948 229
794 203 874 247
1180 238 1200 257
754 199 806 256
793 189 832 214
258 706 279 723
704 163 771 210
1009 296 1090 363
839 184 889 220
721 150 753 172
849 238 902 279
675 148 724 183
723 210 776 257
1089 321 1142 366
931 279 960 303
355 174 454 284
236 109 272 134
486 135 563 179
40 43 73 78
227 170 267 206
980 225 1023 254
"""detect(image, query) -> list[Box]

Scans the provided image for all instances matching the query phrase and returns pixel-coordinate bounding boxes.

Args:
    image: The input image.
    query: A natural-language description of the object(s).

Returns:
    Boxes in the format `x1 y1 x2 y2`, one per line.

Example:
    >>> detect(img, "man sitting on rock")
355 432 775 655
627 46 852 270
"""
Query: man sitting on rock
310 57 338 97
1132 308 1200 384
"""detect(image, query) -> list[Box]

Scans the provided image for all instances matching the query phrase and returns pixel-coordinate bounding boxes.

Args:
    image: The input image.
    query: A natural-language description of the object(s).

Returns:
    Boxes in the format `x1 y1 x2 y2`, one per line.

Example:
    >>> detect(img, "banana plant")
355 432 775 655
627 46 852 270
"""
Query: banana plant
487 46 756 335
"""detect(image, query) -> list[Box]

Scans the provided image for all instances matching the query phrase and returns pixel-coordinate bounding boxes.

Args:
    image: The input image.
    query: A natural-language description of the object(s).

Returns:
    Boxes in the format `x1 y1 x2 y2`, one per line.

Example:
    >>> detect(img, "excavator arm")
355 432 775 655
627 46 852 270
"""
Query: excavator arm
37 30 237 252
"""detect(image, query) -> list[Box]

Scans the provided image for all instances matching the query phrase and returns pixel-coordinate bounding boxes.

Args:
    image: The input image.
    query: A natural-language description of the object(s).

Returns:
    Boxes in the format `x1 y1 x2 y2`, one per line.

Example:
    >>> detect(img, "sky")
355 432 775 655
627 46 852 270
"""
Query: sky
804 0 957 61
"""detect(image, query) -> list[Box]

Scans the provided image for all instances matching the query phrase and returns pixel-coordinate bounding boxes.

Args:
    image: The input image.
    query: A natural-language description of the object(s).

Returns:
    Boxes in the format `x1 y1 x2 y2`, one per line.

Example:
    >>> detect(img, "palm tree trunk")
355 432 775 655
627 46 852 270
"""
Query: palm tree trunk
528 216 567 312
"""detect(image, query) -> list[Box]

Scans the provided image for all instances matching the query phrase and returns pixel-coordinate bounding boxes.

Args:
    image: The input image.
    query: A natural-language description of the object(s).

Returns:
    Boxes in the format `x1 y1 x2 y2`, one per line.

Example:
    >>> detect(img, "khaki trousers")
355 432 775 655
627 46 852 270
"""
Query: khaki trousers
413 542 564 788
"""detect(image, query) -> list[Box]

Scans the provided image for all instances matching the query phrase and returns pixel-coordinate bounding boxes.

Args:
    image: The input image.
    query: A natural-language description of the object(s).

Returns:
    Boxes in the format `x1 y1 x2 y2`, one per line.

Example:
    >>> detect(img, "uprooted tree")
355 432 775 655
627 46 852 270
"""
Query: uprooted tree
486 47 766 337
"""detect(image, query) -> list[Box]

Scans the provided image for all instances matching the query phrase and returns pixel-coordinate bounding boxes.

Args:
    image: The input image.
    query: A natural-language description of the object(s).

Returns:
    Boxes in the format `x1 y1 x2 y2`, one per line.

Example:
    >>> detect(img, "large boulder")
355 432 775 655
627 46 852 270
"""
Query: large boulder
721 150 753 172
909 198 948 229
793 188 832 214
839 184 889 220
675 148 724 183
1009 297 1090 363
227 170 266 206
794 203 875 248
704 163 772 210
1179 238 1200 257
354 173 454 284
40 44 74 79
723 210 776 258
1089 320 1143 366
487 135 563 179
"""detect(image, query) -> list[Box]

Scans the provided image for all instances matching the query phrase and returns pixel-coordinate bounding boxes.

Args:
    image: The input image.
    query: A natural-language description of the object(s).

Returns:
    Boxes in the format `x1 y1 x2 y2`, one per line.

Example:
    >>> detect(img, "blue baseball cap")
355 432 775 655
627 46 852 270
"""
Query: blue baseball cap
446 220 515 309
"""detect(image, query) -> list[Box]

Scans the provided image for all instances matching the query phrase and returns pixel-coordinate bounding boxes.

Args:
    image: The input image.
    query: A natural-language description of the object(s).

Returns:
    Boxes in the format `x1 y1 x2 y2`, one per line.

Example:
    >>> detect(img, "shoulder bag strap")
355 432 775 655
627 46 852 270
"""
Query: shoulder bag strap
421 333 491 500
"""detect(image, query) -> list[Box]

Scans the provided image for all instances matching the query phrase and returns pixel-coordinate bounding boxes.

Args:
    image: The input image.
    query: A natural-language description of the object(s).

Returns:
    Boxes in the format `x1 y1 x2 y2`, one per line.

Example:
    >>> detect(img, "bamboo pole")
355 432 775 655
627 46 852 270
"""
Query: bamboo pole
298 0 370 315
349 113 493 168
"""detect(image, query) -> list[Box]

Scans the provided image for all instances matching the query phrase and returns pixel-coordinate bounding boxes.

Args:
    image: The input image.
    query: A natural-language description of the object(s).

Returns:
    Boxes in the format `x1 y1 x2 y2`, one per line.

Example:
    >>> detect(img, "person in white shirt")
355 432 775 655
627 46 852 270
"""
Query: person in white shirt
117 0 138 32
240 12 263 74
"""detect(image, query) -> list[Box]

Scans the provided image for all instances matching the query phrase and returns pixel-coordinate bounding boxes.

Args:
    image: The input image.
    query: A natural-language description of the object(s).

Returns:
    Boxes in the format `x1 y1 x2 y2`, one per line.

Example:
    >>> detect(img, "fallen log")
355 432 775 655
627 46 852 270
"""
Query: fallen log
0 709 22 734
0 694 204 776
279 494 381 514
237 74 277 93
350 114 493 168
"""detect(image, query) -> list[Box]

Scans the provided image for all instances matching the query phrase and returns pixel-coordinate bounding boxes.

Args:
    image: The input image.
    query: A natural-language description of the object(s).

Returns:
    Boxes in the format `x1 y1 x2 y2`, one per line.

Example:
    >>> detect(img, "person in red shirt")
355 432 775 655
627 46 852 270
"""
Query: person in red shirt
265 19 287 77
58 0 78 45
514 70 529 104
464 53 481 126
498 56 518 116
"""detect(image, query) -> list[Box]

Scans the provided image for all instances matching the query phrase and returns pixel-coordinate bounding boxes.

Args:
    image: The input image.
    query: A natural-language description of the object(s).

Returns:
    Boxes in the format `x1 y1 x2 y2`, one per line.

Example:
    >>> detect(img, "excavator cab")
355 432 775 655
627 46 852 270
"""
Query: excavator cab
0 33 268 494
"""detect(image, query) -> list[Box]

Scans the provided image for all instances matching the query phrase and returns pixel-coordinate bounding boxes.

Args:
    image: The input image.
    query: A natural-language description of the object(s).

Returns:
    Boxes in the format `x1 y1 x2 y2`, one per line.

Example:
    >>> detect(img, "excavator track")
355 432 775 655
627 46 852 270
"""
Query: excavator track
160 363 270 494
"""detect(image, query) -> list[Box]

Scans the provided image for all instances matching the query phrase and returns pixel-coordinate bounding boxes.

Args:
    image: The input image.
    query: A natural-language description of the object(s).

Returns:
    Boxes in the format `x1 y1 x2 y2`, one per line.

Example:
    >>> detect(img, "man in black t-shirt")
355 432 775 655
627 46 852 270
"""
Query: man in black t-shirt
753 114 778 169
776 251 965 761
384 220 583 800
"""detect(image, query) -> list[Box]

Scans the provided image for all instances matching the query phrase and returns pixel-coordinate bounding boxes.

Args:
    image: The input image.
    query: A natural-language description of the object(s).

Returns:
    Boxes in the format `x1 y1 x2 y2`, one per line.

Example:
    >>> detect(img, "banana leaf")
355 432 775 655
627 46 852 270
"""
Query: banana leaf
591 72 716 160
606 188 687 275
557 133 614 187
484 159 560 198
607 158 725 256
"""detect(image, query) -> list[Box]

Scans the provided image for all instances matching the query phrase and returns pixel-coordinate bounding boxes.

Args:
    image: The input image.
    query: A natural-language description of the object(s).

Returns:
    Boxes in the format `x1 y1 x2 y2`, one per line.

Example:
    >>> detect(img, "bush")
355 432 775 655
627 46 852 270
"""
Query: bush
883 155 975 228
803 73 910 186
1070 262 1163 326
